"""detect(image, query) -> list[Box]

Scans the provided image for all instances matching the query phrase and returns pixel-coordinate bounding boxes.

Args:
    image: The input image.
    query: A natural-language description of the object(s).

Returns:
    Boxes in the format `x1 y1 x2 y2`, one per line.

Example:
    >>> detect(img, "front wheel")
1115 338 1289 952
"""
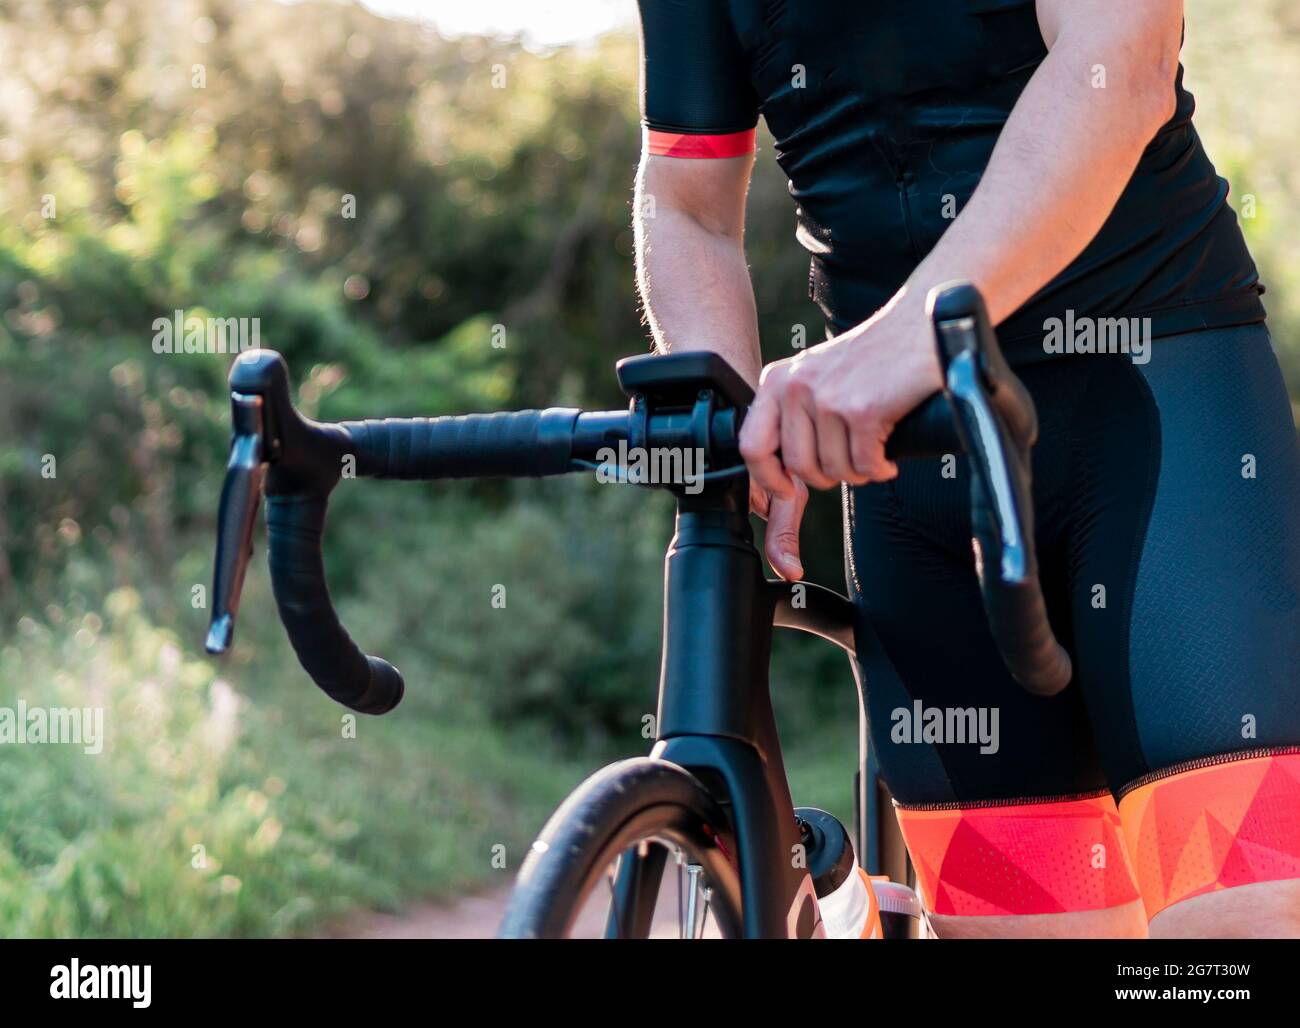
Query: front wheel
498 758 744 938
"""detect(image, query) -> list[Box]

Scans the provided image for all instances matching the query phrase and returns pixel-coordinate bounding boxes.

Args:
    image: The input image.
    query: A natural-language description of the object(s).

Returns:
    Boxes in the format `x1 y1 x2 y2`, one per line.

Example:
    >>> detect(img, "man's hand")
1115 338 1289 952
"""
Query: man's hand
739 289 944 500
750 478 808 581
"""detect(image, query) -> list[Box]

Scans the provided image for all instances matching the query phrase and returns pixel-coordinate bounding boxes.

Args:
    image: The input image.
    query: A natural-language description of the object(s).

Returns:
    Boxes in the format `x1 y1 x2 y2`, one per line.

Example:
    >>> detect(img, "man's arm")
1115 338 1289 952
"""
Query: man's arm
631 1 807 579
906 0 1185 326
742 0 1187 498
634 153 763 387
634 152 808 579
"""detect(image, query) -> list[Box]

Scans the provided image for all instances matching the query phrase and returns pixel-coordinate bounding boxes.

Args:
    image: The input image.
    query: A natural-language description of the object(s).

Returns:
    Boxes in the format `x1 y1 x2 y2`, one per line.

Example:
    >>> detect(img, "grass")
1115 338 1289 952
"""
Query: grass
785 726 861 832
0 588 599 937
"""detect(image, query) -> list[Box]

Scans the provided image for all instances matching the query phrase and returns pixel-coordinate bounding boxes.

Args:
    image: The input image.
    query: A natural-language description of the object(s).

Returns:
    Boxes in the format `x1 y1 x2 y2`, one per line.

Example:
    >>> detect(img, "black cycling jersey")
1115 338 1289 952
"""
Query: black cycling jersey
636 0 1266 363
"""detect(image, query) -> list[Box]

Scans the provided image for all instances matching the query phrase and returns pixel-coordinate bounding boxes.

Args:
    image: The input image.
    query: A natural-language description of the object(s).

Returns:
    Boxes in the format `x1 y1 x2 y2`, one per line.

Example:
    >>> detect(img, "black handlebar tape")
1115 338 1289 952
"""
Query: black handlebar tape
265 493 404 715
886 392 1070 694
340 409 581 480
967 470 1073 697
970 413 1074 697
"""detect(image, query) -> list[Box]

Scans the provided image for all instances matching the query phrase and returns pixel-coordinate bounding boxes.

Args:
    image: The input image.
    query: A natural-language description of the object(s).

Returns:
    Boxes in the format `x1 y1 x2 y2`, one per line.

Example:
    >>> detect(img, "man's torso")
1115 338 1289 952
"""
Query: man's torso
638 0 1265 361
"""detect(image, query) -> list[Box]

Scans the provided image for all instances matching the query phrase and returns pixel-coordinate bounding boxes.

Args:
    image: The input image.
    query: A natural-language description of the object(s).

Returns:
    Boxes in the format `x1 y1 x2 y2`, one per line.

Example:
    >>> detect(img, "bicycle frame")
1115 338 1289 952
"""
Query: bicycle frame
606 470 879 939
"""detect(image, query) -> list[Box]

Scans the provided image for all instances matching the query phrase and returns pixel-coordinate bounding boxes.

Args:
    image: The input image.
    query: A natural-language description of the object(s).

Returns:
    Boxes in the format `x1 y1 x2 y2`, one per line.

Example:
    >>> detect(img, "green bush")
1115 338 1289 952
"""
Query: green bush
0 588 601 937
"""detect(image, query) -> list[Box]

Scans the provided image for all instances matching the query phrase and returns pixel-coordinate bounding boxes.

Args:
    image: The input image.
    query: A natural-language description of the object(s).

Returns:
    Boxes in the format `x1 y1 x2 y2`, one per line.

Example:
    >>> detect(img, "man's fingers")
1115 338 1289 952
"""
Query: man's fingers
764 478 809 581
849 421 900 482
814 411 870 486
739 392 795 499
780 402 835 490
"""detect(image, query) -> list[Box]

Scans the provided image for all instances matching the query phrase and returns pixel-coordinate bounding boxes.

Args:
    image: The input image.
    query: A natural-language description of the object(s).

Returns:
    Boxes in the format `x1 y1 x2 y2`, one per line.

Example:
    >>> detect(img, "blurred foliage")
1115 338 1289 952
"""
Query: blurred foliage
0 0 1295 934
0 587 599 935
1183 0 1300 402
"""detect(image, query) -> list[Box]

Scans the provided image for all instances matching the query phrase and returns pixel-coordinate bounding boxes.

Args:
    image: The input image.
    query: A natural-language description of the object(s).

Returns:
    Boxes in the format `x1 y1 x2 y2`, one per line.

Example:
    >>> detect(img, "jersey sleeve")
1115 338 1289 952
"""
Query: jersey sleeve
637 0 759 158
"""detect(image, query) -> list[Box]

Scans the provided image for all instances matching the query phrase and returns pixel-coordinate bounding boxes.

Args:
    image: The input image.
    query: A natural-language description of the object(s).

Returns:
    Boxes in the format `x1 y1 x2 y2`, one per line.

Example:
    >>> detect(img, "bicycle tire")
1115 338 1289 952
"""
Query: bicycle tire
498 758 744 938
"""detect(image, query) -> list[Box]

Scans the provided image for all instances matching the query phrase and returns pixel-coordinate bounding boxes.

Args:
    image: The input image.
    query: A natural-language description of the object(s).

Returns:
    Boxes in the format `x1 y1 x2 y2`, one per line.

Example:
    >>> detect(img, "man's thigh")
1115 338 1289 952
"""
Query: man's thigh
849 331 1300 934
1075 328 1300 930
846 418 1144 927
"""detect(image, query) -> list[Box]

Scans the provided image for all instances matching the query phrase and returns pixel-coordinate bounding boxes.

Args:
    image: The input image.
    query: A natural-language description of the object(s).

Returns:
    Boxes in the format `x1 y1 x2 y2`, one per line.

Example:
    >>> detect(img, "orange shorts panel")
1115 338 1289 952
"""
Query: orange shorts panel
1118 751 1300 919
895 793 1140 916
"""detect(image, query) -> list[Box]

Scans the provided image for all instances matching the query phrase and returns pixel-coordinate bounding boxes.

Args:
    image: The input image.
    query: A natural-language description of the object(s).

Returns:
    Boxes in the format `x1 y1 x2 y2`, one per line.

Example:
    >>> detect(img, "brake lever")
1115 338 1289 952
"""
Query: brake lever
205 390 268 654
939 327 1030 584
927 283 1072 696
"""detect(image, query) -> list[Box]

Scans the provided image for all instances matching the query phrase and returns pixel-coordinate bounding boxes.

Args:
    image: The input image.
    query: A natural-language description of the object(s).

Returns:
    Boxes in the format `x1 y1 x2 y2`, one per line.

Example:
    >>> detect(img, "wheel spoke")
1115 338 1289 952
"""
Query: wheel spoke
682 863 706 939
681 847 691 935
603 855 623 939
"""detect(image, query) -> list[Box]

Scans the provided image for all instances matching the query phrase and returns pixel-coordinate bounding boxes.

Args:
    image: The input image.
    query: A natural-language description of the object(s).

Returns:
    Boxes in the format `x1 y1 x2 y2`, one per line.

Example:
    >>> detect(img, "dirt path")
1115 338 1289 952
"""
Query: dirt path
329 884 532 939
330 873 718 939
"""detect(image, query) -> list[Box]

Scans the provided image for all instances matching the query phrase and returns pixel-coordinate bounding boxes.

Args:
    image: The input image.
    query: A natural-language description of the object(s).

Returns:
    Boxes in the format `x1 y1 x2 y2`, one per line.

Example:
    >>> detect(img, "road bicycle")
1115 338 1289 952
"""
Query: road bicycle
206 283 1070 938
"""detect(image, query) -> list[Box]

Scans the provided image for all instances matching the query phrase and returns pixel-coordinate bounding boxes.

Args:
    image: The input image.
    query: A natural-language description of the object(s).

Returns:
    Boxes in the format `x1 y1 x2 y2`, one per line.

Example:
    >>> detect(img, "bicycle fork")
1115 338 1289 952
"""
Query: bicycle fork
619 499 823 939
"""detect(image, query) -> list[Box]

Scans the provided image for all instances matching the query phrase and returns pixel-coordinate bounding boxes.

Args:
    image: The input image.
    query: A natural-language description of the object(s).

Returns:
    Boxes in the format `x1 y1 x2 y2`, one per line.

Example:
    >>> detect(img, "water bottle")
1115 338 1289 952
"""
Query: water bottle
795 807 878 938
796 806 927 939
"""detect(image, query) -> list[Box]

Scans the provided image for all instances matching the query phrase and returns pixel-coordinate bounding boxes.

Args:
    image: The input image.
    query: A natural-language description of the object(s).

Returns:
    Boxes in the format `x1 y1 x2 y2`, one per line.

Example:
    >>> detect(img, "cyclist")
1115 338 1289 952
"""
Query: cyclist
633 0 1300 938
